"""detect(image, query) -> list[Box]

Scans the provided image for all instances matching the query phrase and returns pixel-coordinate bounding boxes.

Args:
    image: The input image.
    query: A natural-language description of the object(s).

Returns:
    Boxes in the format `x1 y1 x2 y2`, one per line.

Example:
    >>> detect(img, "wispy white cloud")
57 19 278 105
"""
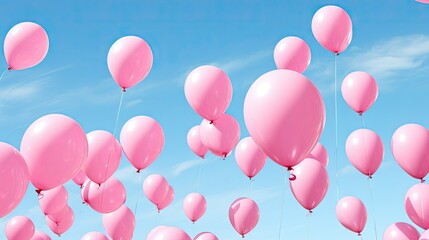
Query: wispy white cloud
126 99 143 108
338 165 355 176
113 165 143 184
211 50 271 74
170 159 204 177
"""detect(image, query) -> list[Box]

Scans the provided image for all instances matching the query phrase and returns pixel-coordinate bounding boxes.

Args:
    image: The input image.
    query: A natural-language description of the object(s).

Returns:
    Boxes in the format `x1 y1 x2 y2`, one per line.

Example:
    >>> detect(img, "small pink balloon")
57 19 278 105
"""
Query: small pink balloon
405 183 429 229
311 5 353 54
341 71 378 115
4 22 49 70
391 124 429 180
148 226 191 240
46 207 74 236
0 143 29 218
346 129 384 177
234 137 267 180
421 229 429 240
103 205 135 240
72 169 88 187
147 226 167 240
187 126 208 159
274 36 311 73
120 116 165 172
5 216 35 240
158 185 174 211
383 222 420 240
307 143 329 168
199 114 240 159
81 231 109 240
184 65 233 121
87 177 126 213
183 193 207 223
107 36 153 90
31 230 51 240
46 205 71 224
194 232 219 240
143 174 170 210
39 185 68 215
83 130 122 184
229 197 260 237
336 196 367 235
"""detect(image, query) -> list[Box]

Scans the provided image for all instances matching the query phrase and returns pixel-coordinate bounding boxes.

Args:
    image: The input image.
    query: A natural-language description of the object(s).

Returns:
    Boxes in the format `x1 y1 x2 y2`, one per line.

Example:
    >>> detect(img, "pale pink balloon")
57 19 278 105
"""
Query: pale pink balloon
0 143 29 218
72 169 88 187
229 197 260 237
103 205 135 240
341 71 378 115
107 36 153 90
183 193 207 223
147 226 191 240
143 174 170 210
87 177 126 213
83 130 122 184
184 65 233 121
31 230 51 240
405 183 429 229
187 126 208 159
20 114 88 192
158 185 174 211
39 185 68 215
243 70 325 168
120 116 164 172
147 226 167 240
81 231 109 240
274 36 311 73
4 22 49 70
346 129 384 177
421 229 429 240
311 5 352 53
199 114 240 158
46 205 71 224
46 207 74 236
194 232 219 240
383 222 420 240
336 196 367 235
391 124 429 180
234 137 267 179
5 216 35 240
307 143 329 168
81 179 91 204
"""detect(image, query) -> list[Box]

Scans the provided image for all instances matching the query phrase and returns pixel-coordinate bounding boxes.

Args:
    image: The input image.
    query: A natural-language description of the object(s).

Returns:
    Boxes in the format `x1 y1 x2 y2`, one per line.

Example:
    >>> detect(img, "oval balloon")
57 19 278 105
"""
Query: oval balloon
5 216 35 240
39 185 68 215
143 174 170 210
229 197 260 237
336 196 367 235
46 207 74 236
158 185 174 211
31 230 51 240
87 177 126 213
383 222 420 240
274 36 311 73
81 231 109 240
341 71 378 115
103 205 135 240
72 169 87 188
234 137 267 179
183 193 207 223
194 232 219 240
307 143 329 168
187 126 208 159
405 183 429 229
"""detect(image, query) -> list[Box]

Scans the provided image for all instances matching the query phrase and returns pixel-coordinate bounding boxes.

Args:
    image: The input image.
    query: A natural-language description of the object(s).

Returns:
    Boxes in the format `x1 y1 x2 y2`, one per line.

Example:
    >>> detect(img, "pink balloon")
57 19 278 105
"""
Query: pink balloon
4 22 49 70
39 186 68 215
311 5 352 54
143 174 170 210
46 205 71 224
5 216 35 240
405 183 429 229
72 169 88 187
81 179 91 204
46 207 74 236
187 126 208 159
341 71 378 115
20 114 88 192
307 143 329 168
107 36 153 90
87 177 126 213
421 229 429 240
184 65 233 121
290 158 329 212
274 36 311 73
103 205 135 240
0 143 29 218
383 222 420 240
81 232 109 240
31 230 51 240
158 185 174 211
147 226 191 240
234 137 267 179
229 197 260 237
336 196 367 235
120 116 165 172
83 130 122 184
194 232 218 240
183 193 207 223
244 70 325 168
147 226 167 240
391 124 429 180
346 129 384 177
199 114 240 158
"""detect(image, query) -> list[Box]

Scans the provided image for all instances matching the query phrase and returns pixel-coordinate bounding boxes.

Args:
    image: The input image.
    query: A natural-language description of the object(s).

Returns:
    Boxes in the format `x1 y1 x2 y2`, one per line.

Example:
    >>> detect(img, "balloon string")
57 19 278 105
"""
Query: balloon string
277 173 288 240
334 53 340 201
196 158 205 191
0 69 7 81
250 179 254 196
420 184 425 234
134 172 142 215
306 212 312 240
361 115 370 177
113 91 125 136
368 178 378 240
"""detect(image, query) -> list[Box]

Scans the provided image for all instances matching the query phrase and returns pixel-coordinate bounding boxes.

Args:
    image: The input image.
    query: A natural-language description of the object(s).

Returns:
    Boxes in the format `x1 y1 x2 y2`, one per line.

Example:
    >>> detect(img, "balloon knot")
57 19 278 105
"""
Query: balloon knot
7 66 12 71
308 210 313 215
358 112 363 116
136 169 141 173
222 154 227 160
201 155 205 159
57 234 61 237
289 174 296 181
192 221 195 224
121 87 126 92
422 178 426 183
80 185 83 189
335 52 340 56
209 120 214 124
368 175 373 180
82 201 86 204
35 189 42 195
358 233 361 236
242 234 245 238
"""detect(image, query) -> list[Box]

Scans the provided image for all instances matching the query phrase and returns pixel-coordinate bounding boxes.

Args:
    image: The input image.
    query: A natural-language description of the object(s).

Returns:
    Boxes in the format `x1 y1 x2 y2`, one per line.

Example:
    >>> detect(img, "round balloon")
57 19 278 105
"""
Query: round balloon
229 197 260 237
87 177 126 213
383 222 420 240
307 143 329 168
81 231 109 240
405 183 429 229
341 71 378 115
46 207 74 236
5 216 35 240
187 126 208 159
234 137 267 179
274 36 311 73
103 205 135 240
39 185 68 215
143 174 170 210
336 196 367 235
158 185 174 211
183 193 207 223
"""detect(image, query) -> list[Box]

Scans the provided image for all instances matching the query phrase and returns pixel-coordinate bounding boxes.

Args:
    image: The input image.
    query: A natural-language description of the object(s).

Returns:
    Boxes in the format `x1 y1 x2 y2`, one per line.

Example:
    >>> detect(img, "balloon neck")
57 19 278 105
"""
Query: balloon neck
7 66 12 71
335 52 340 56
82 201 86 205
57 234 61 237
421 178 426 183
121 87 126 92
242 234 245 238
358 112 363 116
35 189 42 195
192 221 195 224
368 175 373 180
222 154 227 160
357 233 361 236
287 167 296 181
308 210 313 215
136 169 141 173
209 120 214 124
80 185 83 189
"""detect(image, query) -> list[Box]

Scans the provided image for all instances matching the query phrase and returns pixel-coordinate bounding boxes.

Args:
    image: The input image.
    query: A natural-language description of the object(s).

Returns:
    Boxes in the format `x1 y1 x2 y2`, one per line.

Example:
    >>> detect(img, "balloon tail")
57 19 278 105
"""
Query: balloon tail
196 159 204 191
136 169 141 173
0 69 8 81
134 172 142 215
278 173 288 240
121 87 126 92
421 178 425 183
242 234 245 238
368 178 379 240
287 167 296 181
334 52 340 201
307 211 312 240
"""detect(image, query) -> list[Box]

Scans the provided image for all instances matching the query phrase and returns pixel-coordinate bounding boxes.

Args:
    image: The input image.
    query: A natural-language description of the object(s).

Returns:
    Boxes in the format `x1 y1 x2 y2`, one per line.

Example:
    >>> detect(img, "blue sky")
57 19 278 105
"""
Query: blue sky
1 0 429 239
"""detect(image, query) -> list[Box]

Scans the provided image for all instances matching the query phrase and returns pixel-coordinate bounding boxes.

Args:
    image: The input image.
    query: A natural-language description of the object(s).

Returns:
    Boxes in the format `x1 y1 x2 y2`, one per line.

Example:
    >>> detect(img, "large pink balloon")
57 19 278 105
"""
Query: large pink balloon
199 114 240 158
383 222 420 240
46 205 71 224
184 65 233 121
187 126 208 159
229 197 260 237
183 193 207 223
107 36 153 90
346 129 384 177
194 232 218 240
46 207 74 236
405 183 429 229
147 226 191 240
311 5 352 54
72 169 88 188
39 186 68 215
5 216 35 240
87 177 126 213
147 226 167 240
83 130 122 184
307 143 329 168
290 158 329 212
341 71 378 115
244 70 325 168
158 185 174 211
391 124 429 180
336 196 367 235
31 230 51 240
234 137 267 179
20 114 88 192
120 116 164 172
421 229 429 240
103 205 135 240
81 231 109 240
4 22 49 70
143 174 170 210
0 143 29 218
274 36 311 73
